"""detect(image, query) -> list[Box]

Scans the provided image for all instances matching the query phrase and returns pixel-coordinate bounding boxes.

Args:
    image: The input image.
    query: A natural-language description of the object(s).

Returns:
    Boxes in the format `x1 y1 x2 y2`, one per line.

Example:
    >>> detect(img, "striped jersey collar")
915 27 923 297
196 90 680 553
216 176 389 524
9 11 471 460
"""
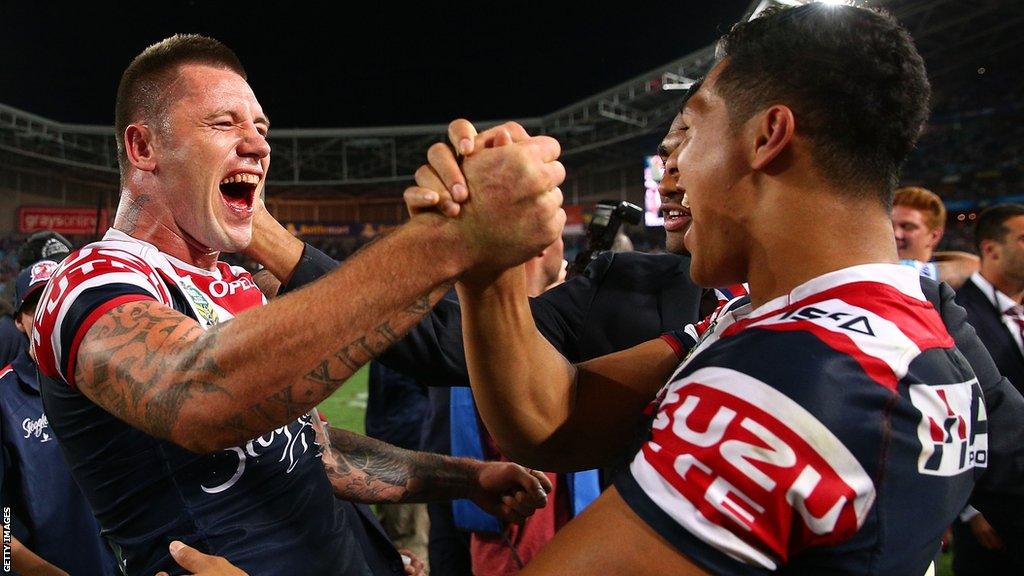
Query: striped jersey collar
103 228 223 278
746 263 925 319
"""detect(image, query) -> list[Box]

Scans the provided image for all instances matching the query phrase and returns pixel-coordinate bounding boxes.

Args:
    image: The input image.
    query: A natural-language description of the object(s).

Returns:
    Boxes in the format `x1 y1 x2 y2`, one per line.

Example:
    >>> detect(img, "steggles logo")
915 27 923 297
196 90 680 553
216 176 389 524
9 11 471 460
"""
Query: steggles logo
201 414 315 494
22 414 51 443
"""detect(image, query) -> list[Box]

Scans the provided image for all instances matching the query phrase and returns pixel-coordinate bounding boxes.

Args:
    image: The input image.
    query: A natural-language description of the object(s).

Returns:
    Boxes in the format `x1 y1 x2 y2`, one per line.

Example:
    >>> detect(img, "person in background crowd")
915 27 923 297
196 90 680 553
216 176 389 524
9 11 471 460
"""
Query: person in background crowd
453 236 588 576
1 260 118 575
892 186 978 288
0 231 72 368
16 231 74 270
364 362 432 564
952 203 1024 574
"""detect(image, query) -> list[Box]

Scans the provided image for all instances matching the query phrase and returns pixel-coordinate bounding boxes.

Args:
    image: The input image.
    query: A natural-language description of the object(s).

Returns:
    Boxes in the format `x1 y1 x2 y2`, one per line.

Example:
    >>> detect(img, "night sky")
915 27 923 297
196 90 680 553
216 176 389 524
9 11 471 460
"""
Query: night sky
0 1 752 128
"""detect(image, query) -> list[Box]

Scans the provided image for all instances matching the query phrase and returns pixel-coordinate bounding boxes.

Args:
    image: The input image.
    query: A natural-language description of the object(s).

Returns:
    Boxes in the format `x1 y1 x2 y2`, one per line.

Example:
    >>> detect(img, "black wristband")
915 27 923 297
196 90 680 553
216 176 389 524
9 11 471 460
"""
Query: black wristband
279 243 340 295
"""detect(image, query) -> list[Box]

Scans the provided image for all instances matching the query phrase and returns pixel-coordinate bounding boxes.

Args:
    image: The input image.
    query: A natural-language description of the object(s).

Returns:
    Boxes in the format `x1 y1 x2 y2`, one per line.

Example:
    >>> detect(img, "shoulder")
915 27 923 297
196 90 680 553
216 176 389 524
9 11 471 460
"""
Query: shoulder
34 243 174 384
954 279 995 319
36 244 172 336
46 244 169 299
954 277 985 303
590 252 696 301
696 324 898 399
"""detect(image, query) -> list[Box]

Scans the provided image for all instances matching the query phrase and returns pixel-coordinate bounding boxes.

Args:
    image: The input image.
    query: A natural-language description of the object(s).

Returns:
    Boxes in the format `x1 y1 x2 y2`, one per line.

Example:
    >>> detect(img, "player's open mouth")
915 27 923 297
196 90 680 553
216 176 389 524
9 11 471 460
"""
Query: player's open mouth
219 172 259 214
661 203 691 233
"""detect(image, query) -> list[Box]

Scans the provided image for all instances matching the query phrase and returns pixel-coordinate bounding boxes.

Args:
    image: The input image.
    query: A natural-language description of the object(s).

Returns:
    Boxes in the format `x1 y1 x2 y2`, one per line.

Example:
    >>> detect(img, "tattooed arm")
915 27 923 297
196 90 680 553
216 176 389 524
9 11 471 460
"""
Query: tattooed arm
70 217 458 453
61 137 564 454
311 415 551 522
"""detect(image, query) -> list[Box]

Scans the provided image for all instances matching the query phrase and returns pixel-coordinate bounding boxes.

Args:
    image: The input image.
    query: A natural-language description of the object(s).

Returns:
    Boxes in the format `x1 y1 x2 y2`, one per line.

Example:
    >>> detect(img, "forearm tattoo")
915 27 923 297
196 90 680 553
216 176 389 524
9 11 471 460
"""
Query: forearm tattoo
318 424 480 504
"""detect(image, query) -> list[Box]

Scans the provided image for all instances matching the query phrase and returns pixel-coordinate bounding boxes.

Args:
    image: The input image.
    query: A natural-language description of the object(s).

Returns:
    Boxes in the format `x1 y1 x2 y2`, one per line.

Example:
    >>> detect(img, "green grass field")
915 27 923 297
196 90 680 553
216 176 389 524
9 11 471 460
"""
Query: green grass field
316 364 368 434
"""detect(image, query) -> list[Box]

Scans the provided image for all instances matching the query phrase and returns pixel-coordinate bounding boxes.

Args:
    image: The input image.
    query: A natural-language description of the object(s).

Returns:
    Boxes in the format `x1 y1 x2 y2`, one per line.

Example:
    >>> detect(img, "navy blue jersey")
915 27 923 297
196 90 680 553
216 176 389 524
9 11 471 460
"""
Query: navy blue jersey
1 351 118 575
0 315 26 368
32 230 358 575
616 264 986 575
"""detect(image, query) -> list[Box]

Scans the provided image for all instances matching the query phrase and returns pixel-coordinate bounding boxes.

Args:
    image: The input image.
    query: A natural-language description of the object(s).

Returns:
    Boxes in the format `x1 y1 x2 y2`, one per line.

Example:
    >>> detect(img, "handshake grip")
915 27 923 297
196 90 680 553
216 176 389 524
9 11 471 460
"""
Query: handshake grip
568 200 643 278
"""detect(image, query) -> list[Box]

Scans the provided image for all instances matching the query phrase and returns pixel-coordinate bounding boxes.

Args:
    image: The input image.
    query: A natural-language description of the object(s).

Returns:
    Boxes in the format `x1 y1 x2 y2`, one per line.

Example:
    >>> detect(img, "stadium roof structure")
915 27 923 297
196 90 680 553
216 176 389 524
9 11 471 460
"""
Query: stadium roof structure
1 0 1021 204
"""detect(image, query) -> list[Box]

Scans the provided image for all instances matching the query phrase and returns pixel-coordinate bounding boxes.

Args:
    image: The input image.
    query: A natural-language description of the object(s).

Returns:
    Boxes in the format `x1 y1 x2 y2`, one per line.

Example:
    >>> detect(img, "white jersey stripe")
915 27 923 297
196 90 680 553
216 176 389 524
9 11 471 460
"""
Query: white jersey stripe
748 298 922 381
630 452 779 569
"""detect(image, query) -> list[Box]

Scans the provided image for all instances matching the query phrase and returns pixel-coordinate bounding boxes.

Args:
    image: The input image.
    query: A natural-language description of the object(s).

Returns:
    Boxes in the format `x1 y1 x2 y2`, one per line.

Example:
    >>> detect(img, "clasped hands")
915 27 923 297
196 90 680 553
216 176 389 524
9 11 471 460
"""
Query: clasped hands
405 119 566 286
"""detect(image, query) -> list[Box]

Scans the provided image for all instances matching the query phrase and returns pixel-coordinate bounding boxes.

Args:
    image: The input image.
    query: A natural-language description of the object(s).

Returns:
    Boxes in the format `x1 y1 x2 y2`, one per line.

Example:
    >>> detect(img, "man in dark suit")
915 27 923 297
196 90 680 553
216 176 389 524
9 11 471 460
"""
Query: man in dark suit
957 204 1024 393
954 203 1024 574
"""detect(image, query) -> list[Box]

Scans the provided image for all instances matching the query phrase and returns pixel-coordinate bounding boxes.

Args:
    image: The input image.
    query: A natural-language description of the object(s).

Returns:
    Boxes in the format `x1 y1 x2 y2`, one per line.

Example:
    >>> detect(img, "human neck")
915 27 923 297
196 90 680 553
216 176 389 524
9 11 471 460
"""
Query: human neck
914 248 934 262
981 267 1024 305
744 190 898 310
112 190 219 270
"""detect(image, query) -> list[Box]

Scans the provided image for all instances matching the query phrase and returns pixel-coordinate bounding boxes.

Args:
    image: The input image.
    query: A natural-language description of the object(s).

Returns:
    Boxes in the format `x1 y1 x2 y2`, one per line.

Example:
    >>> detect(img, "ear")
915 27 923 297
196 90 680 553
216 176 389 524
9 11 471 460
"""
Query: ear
14 312 28 334
980 239 999 260
124 124 158 173
750 105 796 171
929 226 945 248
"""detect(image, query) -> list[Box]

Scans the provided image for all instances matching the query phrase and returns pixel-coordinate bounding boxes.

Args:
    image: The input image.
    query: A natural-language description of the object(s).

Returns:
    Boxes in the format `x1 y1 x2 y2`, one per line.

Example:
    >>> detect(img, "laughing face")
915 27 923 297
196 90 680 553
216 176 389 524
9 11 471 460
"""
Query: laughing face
154 64 270 253
657 113 692 254
663 62 756 288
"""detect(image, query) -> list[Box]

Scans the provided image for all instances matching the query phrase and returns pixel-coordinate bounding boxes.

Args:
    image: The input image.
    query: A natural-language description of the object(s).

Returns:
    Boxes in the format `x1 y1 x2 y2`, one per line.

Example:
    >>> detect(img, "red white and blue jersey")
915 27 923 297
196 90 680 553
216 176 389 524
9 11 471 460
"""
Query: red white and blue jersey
31 230 358 576
616 264 987 575
33 229 265 385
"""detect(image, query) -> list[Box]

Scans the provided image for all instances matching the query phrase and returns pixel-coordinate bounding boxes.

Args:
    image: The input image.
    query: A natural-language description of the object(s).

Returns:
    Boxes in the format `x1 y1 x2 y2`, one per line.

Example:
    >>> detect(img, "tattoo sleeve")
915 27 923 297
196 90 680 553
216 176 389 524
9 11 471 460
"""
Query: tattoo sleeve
312 418 482 504
74 302 233 442
72 218 462 453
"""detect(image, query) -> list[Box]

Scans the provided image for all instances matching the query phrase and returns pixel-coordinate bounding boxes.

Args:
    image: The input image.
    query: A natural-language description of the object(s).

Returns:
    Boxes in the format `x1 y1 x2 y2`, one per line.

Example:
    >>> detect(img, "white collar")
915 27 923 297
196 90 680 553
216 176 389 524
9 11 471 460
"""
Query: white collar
970 272 1020 314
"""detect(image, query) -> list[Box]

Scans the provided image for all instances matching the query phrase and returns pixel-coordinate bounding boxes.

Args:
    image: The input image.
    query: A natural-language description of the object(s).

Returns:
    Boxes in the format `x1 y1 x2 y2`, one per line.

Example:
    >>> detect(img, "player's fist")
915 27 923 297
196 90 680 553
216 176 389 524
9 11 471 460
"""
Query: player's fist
469 461 553 524
454 135 566 282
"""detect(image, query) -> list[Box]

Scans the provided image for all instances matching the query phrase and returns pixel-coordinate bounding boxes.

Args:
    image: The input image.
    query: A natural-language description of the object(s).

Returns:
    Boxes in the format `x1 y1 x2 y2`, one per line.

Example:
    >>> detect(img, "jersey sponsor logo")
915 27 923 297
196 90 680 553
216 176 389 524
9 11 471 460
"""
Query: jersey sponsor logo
909 381 987 476
22 413 52 443
779 305 875 336
201 414 316 494
208 277 258 298
644 368 874 555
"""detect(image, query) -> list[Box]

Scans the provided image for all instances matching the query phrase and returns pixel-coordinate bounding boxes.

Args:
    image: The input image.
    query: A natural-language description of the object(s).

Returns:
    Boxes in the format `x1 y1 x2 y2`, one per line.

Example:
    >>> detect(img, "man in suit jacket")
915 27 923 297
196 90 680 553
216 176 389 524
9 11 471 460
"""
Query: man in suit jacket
954 203 1024 574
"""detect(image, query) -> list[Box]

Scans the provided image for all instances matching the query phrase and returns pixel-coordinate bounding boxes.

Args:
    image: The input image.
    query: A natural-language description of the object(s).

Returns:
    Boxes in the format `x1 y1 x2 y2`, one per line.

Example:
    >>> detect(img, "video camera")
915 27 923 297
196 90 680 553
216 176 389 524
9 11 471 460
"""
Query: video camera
567 200 643 278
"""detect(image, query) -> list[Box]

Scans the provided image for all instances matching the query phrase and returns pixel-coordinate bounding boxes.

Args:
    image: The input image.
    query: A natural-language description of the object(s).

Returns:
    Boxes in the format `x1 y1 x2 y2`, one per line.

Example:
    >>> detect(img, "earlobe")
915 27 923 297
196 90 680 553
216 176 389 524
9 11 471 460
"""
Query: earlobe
125 124 157 172
751 106 796 171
